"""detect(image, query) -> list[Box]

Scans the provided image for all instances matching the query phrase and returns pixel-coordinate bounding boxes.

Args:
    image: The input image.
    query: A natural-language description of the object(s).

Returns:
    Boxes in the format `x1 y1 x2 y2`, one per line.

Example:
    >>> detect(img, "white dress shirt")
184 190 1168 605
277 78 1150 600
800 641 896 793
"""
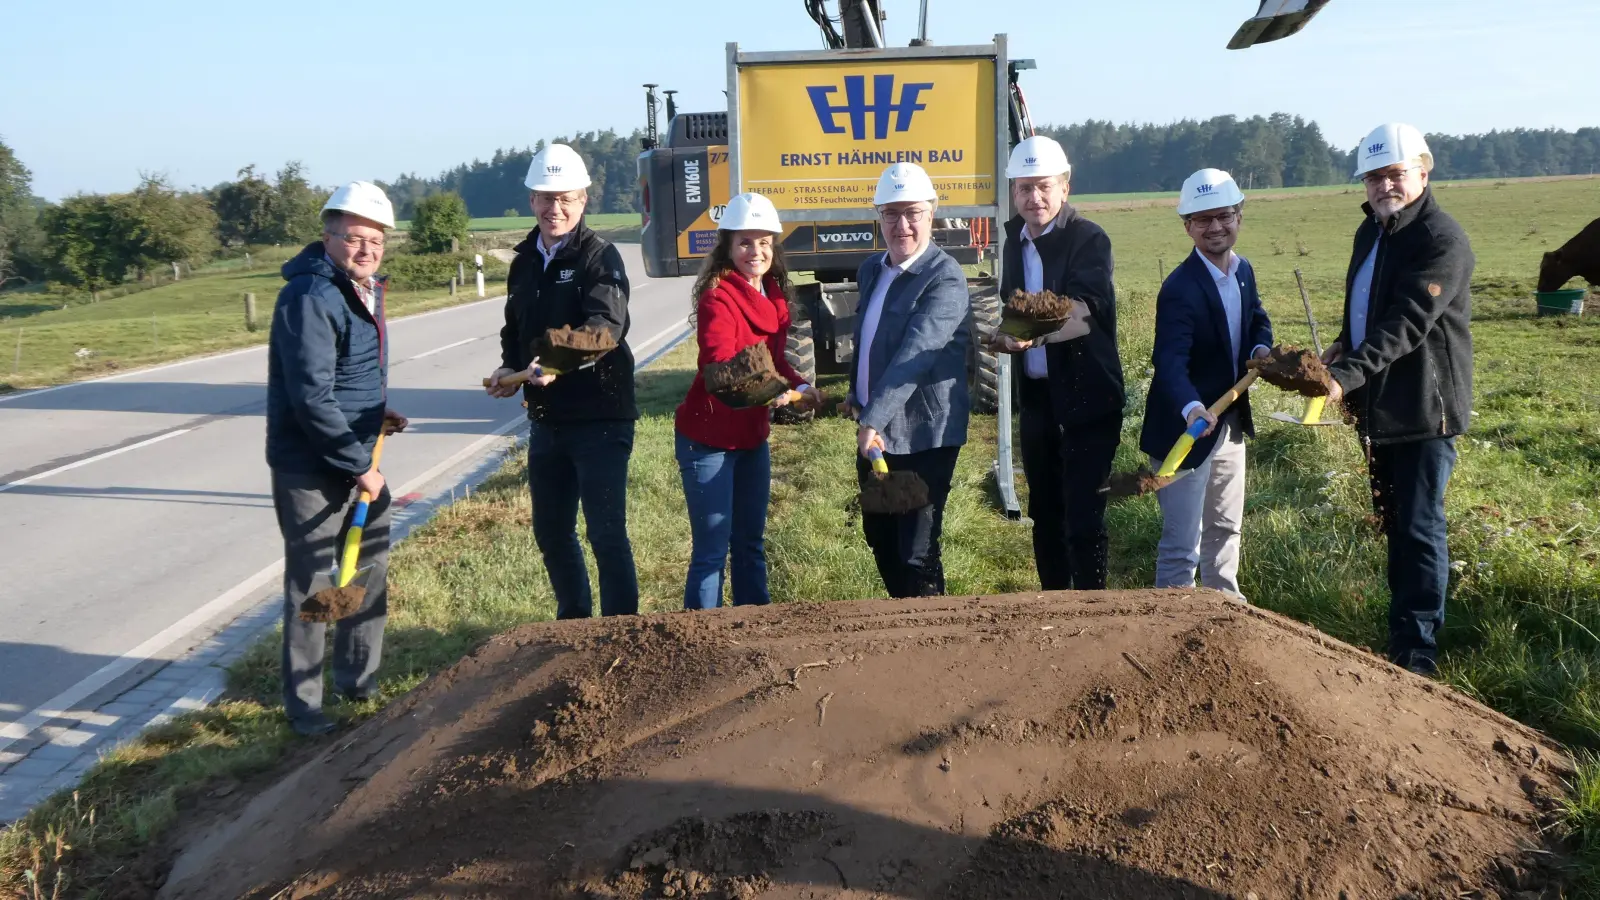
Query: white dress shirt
1179 250 1268 423
1349 236 1380 350
537 231 570 269
856 243 928 406
1021 221 1056 380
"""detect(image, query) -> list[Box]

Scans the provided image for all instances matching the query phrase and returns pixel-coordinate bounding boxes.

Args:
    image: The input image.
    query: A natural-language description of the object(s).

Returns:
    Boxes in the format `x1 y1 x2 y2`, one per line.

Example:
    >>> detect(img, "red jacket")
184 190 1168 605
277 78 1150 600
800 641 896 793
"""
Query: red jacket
674 271 806 451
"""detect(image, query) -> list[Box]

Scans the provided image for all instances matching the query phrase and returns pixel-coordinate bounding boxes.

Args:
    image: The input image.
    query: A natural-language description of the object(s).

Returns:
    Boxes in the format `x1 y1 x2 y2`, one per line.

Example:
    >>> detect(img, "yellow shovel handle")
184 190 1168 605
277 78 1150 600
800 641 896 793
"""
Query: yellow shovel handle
1300 395 1327 425
337 432 386 587
1157 370 1260 478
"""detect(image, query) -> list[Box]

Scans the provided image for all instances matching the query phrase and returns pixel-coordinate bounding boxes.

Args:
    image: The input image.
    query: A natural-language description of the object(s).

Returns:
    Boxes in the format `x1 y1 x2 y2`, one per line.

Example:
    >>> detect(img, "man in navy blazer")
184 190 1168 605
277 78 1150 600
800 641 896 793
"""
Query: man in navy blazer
1139 169 1272 598
847 162 972 598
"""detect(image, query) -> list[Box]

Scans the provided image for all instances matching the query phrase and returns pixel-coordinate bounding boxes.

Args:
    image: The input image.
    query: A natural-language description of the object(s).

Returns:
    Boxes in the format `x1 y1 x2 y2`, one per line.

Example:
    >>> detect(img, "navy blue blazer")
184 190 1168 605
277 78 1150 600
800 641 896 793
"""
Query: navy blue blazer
848 243 971 455
1139 250 1273 467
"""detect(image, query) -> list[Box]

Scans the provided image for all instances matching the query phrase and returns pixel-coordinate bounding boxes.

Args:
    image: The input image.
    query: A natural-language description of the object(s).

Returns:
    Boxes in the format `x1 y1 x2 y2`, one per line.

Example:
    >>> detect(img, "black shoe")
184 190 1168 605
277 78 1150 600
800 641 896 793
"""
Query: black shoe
289 711 337 737
340 688 377 703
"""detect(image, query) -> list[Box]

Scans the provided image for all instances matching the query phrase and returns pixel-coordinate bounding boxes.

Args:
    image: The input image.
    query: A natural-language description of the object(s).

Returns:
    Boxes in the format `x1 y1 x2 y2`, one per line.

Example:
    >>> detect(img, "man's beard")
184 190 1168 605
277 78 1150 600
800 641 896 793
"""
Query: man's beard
1372 194 1407 218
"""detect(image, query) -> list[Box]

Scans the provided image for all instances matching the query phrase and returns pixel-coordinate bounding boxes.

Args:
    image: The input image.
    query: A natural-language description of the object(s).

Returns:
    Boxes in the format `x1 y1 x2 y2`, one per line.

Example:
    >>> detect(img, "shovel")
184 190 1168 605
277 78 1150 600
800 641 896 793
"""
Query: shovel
481 361 560 392
859 446 930 515
1102 369 1259 500
301 432 387 624
1269 269 1337 428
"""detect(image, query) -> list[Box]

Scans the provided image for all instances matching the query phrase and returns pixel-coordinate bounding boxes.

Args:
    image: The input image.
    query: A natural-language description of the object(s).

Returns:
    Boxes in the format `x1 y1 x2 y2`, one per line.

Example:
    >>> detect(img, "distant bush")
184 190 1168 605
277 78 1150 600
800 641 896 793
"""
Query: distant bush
408 192 470 254
502 208 519 217
381 252 506 291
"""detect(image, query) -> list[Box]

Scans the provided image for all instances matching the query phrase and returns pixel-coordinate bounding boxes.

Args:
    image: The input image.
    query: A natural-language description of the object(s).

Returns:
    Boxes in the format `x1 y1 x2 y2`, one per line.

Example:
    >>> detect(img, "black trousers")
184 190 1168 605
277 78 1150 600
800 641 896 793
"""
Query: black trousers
1368 436 1457 674
1018 379 1121 591
855 445 961 599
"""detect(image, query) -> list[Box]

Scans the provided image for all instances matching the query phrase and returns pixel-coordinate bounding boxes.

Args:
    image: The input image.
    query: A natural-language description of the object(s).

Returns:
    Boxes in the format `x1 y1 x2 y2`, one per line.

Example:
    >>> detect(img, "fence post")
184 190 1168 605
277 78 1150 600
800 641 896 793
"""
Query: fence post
458 261 465 284
475 254 485 298
152 315 159 350
451 237 460 254
244 292 257 331
12 328 20 374
172 262 181 282
450 276 457 297
1156 258 1164 283
244 251 252 269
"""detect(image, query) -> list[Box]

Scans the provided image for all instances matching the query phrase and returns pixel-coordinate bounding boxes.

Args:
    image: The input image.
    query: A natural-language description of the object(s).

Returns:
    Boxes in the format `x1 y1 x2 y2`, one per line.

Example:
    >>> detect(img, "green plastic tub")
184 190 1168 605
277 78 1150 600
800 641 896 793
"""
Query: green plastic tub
1535 288 1587 317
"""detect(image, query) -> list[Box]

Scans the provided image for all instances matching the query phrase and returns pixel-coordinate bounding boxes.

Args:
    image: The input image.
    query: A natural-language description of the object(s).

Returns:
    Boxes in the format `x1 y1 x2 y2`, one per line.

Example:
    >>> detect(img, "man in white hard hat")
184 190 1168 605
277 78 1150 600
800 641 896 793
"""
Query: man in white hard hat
1323 123 1475 676
992 135 1125 591
485 143 639 619
1140 169 1273 598
266 181 408 736
846 162 971 598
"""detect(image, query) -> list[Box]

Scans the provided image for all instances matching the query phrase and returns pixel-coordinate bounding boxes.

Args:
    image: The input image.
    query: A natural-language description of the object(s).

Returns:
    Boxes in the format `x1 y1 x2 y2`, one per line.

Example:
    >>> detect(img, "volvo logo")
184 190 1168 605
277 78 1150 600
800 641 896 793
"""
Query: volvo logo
819 232 874 244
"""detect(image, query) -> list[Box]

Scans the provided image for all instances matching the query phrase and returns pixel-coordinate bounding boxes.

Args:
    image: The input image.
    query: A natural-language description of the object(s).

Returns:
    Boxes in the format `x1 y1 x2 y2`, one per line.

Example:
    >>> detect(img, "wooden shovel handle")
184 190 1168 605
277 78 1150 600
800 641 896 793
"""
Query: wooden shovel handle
1207 369 1259 417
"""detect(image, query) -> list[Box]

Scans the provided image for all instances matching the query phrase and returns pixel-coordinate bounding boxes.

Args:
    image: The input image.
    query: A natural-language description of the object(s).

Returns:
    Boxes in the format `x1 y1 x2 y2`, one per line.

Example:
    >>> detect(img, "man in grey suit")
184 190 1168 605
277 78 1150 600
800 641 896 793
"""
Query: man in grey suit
846 163 972 598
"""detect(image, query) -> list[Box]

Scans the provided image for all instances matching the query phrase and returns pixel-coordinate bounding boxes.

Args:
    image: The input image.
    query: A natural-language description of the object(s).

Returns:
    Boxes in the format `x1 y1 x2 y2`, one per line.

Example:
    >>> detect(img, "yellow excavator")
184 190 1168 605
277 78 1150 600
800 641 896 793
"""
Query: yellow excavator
635 0 1334 515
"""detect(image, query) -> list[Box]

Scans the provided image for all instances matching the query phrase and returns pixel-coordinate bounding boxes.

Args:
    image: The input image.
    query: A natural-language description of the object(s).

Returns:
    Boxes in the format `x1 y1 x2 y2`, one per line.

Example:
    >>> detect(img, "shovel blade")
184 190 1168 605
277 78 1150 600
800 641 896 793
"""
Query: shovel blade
1268 411 1338 427
302 565 375 623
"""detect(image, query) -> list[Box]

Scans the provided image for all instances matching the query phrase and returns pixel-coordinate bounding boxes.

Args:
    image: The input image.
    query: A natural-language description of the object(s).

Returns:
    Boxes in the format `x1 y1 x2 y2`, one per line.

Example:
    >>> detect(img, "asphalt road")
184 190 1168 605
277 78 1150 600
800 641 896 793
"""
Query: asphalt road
0 244 690 732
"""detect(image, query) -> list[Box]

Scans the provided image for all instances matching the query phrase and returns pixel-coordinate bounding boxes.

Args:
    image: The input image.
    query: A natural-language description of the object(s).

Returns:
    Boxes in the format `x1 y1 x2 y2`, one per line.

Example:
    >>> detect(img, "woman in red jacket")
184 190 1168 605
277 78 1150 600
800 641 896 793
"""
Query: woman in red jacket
675 193 821 609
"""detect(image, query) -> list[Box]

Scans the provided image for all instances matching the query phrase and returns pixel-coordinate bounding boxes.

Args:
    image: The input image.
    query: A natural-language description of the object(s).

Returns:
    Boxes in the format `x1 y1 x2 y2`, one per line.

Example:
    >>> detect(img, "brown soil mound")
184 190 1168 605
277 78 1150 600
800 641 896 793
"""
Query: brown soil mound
1001 290 1079 340
298 585 365 623
1250 346 1336 397
159 593 1572 900
704 343 789 409
537 325 619 372
1103 466 1175 500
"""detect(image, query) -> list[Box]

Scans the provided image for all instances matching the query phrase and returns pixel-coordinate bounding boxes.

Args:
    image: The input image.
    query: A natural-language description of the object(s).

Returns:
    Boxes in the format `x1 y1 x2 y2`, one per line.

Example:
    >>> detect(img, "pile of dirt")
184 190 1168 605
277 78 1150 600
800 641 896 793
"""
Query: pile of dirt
158 593 1573 900
1250 346 1337 397
537 325 618 372
1001 290 1079 340
1103 466 1175 500
297 585 365 623
703 342 789 409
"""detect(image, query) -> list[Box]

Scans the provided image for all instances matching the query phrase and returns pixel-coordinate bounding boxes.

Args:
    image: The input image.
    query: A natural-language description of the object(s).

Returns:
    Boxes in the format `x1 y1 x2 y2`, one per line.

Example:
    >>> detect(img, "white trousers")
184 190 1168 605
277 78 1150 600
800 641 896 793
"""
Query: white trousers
1152 415 1247 598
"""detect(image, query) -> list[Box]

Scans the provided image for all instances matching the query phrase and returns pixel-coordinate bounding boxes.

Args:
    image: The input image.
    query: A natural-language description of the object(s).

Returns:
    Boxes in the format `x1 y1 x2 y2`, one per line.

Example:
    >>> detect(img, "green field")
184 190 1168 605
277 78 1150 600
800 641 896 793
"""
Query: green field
6 177 1600 897
394 212 642 233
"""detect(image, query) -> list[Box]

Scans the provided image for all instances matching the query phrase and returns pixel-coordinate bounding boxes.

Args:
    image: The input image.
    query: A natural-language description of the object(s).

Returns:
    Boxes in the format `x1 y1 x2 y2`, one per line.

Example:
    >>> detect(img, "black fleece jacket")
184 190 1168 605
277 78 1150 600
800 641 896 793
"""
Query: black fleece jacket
500 222 638 423
1330 187 1475 444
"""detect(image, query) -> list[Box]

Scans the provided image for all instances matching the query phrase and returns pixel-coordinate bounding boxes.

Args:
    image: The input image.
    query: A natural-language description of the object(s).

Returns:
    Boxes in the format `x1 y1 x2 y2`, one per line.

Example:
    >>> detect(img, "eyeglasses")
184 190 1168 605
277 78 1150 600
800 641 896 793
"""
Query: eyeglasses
879 208 930 226
1361 165 1419 187
328 232 385 250
1185 211 1238 229
533 193 586 210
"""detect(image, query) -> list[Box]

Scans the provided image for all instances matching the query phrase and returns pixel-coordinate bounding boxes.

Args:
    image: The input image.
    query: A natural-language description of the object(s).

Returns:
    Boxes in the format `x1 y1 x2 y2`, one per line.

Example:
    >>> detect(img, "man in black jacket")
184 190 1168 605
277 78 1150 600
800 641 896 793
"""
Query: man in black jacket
993 136 1126 590
487 144 639 619
1324 123 1475 676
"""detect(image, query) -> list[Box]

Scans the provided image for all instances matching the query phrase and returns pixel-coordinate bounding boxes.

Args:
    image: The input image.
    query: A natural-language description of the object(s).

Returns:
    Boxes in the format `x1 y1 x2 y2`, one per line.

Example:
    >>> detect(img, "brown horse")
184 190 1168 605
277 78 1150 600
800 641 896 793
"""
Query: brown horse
1539 216 1600 292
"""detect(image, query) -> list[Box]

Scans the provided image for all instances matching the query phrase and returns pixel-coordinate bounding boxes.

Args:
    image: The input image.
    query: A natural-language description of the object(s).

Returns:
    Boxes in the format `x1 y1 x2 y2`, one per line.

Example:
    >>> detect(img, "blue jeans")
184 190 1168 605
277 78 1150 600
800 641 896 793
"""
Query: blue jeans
1369 436 1457 674
527 420 639 619
675 433 772 609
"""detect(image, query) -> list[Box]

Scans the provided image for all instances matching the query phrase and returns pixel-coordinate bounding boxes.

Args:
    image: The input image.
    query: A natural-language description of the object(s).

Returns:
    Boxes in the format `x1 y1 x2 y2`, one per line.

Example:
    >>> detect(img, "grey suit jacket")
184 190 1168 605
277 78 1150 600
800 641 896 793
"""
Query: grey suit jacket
848 243 971 455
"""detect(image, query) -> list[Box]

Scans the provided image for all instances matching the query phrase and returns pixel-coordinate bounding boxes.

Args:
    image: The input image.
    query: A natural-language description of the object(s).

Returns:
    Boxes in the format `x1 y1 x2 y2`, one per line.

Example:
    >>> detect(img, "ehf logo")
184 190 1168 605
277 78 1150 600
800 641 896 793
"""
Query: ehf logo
557 269 575 283
547 165 563 174
807 75 933 140
1366 142 1386 155
1024 156 1037 165
1195 183 1213 195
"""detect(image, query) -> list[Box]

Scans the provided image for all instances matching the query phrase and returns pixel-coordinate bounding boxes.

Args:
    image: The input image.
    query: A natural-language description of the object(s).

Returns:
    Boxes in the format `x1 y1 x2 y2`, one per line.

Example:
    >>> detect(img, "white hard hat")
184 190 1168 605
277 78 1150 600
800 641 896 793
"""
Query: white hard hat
719 192 783 234
873 162 938 206
1176 168 1246 217
1006 135 1071 180
525 143 592 192
1353 123 1433 178
321 181 395 230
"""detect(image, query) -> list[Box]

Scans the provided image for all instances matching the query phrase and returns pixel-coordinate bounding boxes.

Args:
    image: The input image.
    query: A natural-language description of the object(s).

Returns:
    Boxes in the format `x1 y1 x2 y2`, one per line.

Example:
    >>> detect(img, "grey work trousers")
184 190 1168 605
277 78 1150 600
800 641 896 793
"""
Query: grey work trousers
271 468 391 721
1152 414 1248 599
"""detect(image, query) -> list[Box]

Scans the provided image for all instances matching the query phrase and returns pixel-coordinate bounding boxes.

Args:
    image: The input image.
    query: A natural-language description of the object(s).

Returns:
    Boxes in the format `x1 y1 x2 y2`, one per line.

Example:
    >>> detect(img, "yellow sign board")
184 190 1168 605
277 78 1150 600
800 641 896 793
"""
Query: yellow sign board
737 57 997 211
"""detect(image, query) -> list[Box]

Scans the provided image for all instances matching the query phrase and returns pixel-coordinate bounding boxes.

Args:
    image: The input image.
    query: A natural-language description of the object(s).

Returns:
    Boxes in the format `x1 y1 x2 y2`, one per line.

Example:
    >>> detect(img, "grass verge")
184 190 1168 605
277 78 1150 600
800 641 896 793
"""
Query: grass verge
5 176 1600 897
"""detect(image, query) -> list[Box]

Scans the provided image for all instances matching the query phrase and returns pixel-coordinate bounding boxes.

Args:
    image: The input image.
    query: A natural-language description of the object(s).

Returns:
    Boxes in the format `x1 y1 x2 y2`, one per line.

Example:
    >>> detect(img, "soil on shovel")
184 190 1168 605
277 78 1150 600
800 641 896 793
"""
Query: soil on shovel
1103 466 1175 500
297 585 366 623
704 342 789 409
536 325 619 371
158 593 1573 900
1001 290 1078 340
1251 346 1337 397
859 469 931 515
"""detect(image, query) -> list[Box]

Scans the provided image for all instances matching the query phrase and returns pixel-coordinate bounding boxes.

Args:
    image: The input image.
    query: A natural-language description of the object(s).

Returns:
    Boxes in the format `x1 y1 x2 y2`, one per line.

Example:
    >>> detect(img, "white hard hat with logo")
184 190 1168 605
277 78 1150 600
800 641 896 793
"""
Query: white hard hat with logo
1176 168 1246 217
1006 135 1072 179
873 162 939 206
1353 123 1433 178
525 143 593 192
719 192 783 234
321 181 396 230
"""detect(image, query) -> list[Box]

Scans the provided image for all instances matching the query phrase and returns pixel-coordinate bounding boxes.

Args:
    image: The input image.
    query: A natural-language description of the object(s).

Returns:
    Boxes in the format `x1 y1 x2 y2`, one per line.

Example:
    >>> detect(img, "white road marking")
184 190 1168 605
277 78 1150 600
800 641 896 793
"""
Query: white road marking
406 337 478 361
631 319 690 358
0 429 193 494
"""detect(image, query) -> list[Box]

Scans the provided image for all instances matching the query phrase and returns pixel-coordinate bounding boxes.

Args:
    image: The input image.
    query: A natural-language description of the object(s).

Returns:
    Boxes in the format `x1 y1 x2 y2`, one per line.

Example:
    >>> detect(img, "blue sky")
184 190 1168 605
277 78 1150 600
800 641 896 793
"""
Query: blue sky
3 0 1596 200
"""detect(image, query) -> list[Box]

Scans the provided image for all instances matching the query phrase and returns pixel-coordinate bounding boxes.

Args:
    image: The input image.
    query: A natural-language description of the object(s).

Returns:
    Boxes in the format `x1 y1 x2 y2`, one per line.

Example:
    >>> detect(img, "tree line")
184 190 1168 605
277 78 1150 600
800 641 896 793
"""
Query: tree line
3 117 1598 297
